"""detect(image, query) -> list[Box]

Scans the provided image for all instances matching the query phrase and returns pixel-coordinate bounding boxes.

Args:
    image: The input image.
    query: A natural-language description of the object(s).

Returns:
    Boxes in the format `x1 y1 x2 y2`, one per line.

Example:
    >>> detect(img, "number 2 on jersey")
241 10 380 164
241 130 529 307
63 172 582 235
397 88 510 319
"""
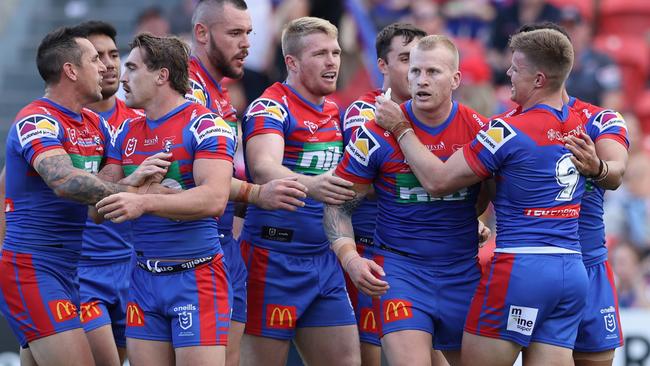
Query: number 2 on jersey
555 153 579 201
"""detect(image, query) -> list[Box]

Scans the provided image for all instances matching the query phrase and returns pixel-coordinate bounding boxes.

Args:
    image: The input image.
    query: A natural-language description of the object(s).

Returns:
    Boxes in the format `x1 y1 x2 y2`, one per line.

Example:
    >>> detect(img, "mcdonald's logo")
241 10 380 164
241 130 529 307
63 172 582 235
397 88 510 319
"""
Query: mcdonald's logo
383 299 412 323
360 308 378 333
48 300 78 322
266 304 296 329
79 301 103 323
126 302 145 327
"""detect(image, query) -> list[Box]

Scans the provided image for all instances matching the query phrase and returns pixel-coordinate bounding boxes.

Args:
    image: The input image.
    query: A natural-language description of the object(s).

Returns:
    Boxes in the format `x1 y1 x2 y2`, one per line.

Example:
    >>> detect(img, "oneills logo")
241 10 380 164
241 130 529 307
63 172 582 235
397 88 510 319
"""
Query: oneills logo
48 300 77 322
383 299 412 322
79 301 103 323
127 302 145 327
266 304 296 329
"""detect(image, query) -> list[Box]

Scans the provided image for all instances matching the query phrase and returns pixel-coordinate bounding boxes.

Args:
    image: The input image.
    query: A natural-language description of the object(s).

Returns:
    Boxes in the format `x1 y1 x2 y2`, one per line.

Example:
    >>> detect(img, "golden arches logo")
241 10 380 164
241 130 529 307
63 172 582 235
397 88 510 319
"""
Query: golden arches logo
384 300 412 322
48 300 77 322
361 308 377 332
127 302 144 327
79 301 102 323
266 305 296 329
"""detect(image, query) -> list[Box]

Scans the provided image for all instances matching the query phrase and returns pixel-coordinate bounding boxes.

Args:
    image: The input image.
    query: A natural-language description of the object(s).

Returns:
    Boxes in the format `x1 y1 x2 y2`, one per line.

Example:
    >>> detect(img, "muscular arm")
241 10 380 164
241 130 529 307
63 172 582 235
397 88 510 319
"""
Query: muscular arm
34 149 134 205
323 183 370 248
594 139 628 190
565 132 628 190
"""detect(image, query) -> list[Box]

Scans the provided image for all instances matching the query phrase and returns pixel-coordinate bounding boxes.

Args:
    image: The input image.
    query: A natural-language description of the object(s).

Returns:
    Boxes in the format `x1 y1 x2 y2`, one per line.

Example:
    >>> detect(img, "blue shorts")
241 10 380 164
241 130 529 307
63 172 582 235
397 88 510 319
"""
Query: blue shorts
222 233 247 323
241 240 356 340
465 253 588 349
574 260 624 352
125 253 232 348
78 257 134 348
344 240 383 347
379 252 481 350
0 249 81 347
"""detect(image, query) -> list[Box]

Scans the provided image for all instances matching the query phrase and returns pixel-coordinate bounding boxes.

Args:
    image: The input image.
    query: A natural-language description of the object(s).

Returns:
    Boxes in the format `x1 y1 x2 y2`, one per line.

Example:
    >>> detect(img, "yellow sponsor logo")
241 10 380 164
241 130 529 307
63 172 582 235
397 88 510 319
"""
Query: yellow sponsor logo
266 305 296 329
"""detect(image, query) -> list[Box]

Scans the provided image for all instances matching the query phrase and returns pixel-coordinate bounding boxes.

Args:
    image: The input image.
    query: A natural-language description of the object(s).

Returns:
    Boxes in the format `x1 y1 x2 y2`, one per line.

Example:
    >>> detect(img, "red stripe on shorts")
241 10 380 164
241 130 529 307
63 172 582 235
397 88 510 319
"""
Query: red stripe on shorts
604 260 624 345
16 252 56 341
196 256 218 345
244 243 269 336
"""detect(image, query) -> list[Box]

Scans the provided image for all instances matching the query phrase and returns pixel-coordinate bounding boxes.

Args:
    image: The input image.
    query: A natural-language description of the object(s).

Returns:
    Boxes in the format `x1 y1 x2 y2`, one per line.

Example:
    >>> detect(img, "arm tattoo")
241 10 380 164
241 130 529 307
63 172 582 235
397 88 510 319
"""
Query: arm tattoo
323 194 365 244
36 155 128 205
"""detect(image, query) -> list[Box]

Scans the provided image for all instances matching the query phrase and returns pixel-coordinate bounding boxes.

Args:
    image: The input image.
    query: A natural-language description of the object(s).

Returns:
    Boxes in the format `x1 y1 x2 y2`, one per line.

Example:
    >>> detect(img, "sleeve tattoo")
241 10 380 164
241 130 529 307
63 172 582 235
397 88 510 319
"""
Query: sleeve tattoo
323 194 365 244
36 154 128 205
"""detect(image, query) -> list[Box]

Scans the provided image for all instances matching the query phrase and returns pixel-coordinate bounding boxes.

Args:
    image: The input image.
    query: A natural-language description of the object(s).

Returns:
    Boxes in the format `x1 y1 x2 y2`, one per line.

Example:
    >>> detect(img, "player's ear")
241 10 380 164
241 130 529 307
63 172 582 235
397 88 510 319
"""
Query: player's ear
62 62 77 81
534 71 546 88
194 23 209 45
285 54 298 73
451 70 461 90
377 58 388 75
157 67 169 85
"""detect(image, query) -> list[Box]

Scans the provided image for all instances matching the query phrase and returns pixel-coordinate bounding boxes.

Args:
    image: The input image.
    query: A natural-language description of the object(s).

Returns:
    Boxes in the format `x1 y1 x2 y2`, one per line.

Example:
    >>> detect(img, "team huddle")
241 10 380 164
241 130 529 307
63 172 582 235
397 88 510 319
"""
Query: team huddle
0 0 630 366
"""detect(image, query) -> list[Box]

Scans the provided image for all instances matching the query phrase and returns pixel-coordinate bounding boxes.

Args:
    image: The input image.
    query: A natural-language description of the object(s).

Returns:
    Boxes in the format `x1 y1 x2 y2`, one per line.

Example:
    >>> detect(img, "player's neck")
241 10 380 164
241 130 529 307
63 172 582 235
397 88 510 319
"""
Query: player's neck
144 92 187 121
87 95 116 113
520 89 564 111
44 84 85 114
383 82 407 104
193 50 224 83
286 77 325 106
412 99 453 127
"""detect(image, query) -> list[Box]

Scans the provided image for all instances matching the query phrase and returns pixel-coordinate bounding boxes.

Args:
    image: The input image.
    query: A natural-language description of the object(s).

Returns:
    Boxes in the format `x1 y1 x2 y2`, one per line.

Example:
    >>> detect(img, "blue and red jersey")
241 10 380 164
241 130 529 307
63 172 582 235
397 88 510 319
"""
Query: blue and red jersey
241 82 343 254
106 102 235 259
336 100 486 262
186 56 240 238
4 98 109 257
81 98 143 263
342 89 382 238
464 104 586 252
569 97 629 266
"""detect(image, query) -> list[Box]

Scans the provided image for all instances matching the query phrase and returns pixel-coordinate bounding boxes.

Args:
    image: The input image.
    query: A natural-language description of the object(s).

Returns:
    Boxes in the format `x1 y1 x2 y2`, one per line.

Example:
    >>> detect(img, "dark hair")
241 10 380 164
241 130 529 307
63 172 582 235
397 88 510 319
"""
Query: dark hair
192 0 248 27
36 26 84 85
375 23 426 61
517 21 571 41
129 33 190 95
73 20 117 43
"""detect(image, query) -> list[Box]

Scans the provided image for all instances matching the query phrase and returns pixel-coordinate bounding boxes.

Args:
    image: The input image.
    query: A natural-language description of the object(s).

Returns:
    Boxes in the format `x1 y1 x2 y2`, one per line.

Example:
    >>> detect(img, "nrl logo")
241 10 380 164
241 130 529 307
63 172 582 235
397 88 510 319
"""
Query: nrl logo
124 137 137 157
179 310 192 330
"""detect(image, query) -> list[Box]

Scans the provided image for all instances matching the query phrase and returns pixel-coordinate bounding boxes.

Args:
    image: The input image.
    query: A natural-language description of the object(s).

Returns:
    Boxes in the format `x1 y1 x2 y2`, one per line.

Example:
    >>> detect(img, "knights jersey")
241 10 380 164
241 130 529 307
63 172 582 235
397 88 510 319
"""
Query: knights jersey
241 82 343 254
186 56 239 238
4 98 110 257
569 97 629 266
342 89 382 237
463 104 586 252
106 102 235 259
336 101 486 262
81 98 144 263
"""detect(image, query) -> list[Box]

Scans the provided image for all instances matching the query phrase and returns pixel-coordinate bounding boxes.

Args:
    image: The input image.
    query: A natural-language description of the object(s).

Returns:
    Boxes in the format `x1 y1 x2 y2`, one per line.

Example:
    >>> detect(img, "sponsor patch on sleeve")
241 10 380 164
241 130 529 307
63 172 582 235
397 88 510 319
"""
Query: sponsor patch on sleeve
185 78 208 106
344 101 376 132
16 114 60 147
592 110 627 133
346 125 380 166
190 113 235 144
476 118 516 154
245 98 287 122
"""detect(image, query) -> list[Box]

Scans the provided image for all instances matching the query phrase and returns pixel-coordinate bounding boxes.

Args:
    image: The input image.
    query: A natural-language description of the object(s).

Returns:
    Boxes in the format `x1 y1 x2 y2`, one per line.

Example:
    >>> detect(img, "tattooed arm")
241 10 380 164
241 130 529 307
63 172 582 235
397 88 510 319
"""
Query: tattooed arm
323 181 388 296
33 149 136 205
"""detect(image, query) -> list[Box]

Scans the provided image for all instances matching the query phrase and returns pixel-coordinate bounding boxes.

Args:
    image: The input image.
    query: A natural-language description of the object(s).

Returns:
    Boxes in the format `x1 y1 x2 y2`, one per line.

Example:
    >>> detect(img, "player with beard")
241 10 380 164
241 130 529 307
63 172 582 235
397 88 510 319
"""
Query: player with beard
0 27 163 366
187 2 309 364
239 17 360 366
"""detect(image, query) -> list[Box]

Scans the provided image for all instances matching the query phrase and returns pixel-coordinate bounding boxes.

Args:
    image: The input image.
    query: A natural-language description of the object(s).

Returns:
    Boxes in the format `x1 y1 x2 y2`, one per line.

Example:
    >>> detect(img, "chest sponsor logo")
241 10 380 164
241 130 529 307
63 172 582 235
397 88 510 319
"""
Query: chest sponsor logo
186 79 207 106
344 101 376 131
144 136 159 146
396 173 469 203
16 114 60 147
383 299 412 323
296 142 342 174
190 113 235 144
476 118 516 154
127 302 145 327
246 98 287 122
547 124 584 142
266 304 296 329
80 301 103 323
48 300 78 322
347 126 379 167
507 305 538 336
125 137 137 157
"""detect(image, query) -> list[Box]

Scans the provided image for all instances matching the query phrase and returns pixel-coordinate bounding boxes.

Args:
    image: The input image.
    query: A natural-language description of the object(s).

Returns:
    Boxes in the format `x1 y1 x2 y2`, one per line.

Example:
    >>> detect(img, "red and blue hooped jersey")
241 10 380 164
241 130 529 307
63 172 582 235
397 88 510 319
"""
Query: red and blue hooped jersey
4 98 109 256
241 82 343 254
81 98 144 263
569 97 629 266
186 57 239 237
342 89 383 237
336 100 486 262
464 104 586 252
106 102 235 259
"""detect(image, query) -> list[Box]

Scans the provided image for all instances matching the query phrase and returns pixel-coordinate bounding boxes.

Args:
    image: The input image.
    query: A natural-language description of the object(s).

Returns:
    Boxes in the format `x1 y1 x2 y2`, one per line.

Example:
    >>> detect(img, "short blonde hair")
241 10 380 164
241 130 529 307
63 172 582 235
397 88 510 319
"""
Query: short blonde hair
509 29 574 91
415 35 459 70
281 17 338 58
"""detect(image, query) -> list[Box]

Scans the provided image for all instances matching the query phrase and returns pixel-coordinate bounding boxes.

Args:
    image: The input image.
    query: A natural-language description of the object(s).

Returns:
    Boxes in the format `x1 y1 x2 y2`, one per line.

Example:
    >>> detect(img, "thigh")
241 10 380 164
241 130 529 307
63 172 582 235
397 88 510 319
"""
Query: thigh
574 261 623 353
85 324 121 366
127 338 174 366
524 341 574 366
242 241 317 340
381 330 432 366
295 325 361 366
0 250 81 347
29 328 94 366
176 345 226 366
240 334 290 366
460 331 521 366
226 320 245 366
